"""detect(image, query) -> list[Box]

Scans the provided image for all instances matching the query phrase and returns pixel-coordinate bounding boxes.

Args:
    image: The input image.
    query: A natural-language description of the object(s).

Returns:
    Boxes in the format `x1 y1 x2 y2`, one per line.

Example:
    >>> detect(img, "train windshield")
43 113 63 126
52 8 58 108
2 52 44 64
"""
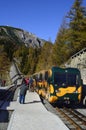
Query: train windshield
54 72 79 86
67 73 79 86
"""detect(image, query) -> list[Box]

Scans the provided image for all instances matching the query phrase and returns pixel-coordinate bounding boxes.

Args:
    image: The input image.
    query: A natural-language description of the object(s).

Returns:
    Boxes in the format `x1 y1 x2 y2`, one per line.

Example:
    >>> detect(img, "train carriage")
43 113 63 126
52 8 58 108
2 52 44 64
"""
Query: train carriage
32 66 82 105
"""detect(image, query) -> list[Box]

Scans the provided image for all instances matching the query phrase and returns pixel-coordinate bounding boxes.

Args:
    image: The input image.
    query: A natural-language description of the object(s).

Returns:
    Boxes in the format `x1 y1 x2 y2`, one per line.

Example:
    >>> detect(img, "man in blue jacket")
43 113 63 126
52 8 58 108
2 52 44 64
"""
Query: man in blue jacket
19 78 28 104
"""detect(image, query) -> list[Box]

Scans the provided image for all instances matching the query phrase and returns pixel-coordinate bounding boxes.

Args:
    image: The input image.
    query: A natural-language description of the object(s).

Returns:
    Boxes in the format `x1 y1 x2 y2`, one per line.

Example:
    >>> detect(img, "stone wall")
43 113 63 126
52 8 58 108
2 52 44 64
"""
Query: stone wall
70 48 86 85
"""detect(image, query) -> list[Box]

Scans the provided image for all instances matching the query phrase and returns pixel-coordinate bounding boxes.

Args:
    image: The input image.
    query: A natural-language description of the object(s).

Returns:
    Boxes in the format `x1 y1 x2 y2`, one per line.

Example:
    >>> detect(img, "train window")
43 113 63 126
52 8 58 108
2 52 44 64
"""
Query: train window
42 74 45 80
76 75 79 84
54 72 79 86
45 71 48 80
67 73 79 86
54 72 66 86
39 73 42 81
37 74 40 80
35 75 39 82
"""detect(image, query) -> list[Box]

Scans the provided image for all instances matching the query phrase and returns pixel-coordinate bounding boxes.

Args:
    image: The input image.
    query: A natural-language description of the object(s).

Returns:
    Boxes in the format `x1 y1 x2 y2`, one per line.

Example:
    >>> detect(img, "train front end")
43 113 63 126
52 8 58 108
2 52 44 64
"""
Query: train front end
47 67 82 105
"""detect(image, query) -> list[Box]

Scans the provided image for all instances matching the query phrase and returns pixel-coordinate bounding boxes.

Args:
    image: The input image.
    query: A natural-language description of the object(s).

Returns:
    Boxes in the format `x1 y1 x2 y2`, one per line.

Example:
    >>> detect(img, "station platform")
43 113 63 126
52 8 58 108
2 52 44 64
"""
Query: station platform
6 91 69 130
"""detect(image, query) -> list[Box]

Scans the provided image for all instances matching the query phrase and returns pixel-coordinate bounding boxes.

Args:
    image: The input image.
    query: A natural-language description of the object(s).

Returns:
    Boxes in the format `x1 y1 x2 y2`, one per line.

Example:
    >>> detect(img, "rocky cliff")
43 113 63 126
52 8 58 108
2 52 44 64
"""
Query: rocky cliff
0 26 46 47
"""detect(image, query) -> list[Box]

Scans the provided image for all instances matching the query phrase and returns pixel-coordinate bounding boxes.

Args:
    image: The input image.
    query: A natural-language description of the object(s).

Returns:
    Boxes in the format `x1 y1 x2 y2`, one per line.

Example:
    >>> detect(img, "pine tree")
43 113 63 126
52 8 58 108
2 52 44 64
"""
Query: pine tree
66 0 86 52
52 18 68 66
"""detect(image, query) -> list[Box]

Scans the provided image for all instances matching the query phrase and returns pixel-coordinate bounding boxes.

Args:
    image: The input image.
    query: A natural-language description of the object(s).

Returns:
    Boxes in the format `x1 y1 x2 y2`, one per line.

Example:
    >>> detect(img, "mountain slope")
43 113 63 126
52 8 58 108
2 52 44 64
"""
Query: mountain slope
0 26 46 47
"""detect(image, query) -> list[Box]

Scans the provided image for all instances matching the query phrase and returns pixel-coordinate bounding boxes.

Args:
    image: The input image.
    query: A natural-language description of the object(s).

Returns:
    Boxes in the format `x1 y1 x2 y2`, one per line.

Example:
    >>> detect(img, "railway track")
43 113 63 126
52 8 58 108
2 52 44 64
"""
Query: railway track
0 85 19 130
0 61 22 130
42 98 86 130
56 107 86 130
0 85 17 108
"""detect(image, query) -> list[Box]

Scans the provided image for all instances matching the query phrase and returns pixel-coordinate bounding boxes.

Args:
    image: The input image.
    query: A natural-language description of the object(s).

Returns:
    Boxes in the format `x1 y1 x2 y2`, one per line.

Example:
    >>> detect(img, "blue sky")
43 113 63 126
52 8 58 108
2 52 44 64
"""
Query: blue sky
0 0 86 43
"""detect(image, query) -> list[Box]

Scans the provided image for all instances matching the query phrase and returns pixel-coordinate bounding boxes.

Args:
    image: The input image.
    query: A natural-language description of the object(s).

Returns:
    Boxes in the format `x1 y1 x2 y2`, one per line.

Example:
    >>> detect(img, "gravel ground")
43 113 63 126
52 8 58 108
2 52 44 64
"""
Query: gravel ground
41 98 58 115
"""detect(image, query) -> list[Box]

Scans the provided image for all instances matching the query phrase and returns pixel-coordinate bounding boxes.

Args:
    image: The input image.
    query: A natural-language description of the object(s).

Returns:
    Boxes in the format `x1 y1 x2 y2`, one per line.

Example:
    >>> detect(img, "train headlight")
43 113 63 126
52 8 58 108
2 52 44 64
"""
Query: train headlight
64 97 67 100
55 89 60 93
74 90 78 93
64 97 69 100
67 97 69 100
55 90 58 93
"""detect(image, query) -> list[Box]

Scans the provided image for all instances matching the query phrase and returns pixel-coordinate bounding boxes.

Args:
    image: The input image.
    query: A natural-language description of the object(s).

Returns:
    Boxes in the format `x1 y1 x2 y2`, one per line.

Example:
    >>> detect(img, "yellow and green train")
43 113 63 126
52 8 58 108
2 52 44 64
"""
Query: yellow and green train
32 66 82 105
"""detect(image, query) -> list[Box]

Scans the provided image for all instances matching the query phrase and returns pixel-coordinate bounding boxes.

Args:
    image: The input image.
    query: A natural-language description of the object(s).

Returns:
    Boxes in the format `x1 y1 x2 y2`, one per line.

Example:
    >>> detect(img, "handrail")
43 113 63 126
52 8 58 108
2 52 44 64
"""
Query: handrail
71 48 86 59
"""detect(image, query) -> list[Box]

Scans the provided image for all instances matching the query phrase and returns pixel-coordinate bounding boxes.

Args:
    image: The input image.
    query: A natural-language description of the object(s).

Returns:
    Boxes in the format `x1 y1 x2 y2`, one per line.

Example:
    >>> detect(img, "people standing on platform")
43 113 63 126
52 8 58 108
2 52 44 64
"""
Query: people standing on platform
1 79 6 86
25 77 29 89
19 78 28 104
3 80 6 86
29 77 34 92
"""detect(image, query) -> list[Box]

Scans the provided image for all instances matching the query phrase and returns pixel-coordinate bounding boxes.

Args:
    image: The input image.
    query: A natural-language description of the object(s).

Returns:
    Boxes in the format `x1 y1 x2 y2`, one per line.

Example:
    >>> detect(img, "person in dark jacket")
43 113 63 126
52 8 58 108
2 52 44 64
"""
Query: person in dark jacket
29 77 34 92
19 78 28 104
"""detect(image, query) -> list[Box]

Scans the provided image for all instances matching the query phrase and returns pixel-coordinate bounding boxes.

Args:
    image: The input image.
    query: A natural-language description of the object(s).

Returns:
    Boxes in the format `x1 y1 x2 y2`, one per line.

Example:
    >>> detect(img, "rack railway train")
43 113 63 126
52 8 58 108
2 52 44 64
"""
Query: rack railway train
32 66 83 105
